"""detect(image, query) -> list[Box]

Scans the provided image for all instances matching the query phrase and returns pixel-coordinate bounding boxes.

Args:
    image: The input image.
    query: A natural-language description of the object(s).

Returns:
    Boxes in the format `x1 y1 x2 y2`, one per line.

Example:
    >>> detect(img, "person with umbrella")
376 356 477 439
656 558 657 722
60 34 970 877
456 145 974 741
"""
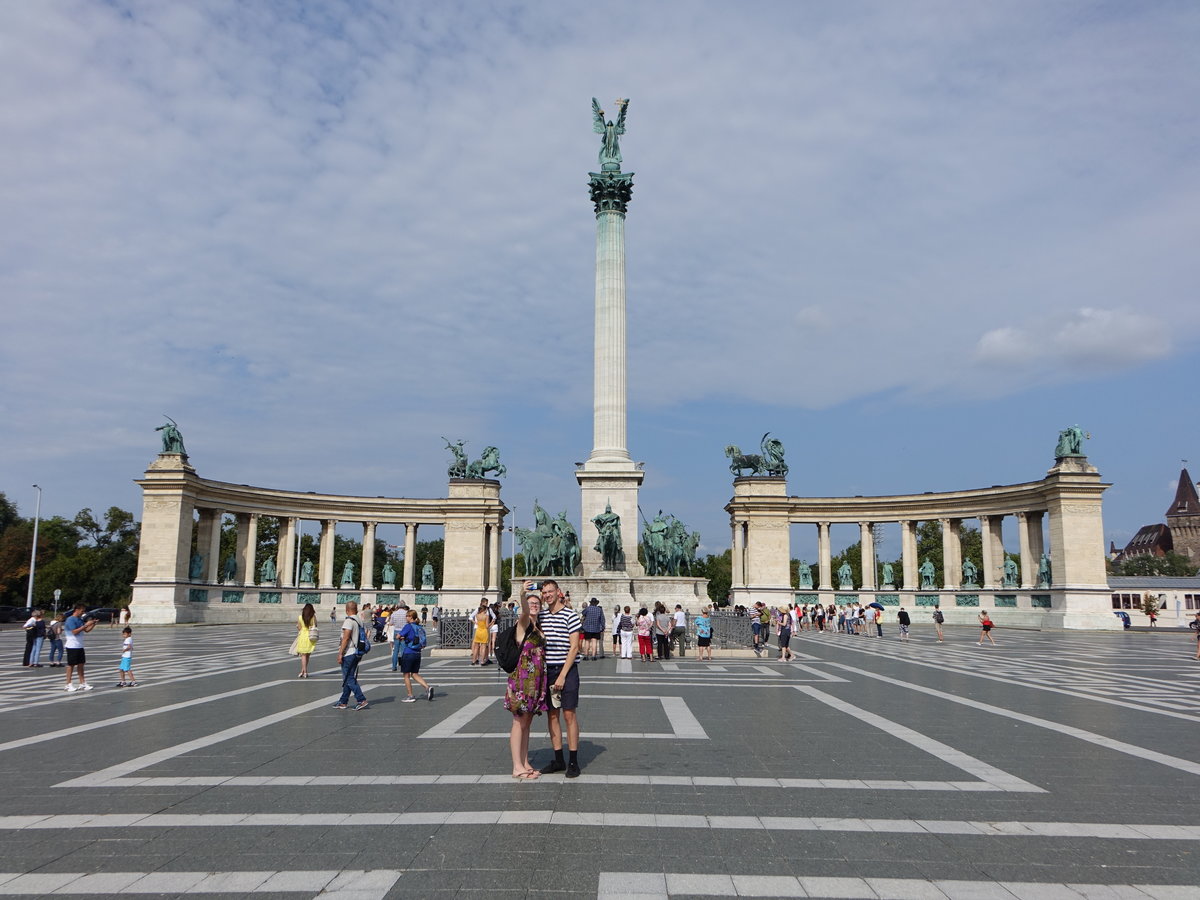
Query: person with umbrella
868 601 885 637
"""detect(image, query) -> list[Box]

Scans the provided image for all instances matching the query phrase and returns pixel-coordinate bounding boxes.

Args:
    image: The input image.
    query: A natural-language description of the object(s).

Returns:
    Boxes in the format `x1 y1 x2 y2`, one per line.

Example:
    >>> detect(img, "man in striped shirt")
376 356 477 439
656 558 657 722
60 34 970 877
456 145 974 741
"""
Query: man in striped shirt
533 579 583 778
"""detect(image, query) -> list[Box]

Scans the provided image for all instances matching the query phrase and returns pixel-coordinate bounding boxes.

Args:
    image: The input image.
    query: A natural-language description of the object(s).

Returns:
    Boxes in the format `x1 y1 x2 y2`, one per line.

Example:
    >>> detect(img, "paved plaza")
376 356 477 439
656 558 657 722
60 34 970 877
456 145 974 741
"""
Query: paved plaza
0 622 1197 899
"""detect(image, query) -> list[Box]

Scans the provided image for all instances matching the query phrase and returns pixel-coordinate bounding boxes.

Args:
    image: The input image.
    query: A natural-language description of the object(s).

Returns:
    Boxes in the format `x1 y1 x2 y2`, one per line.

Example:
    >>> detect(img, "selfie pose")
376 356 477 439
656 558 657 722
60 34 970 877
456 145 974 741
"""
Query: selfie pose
505 592 547 779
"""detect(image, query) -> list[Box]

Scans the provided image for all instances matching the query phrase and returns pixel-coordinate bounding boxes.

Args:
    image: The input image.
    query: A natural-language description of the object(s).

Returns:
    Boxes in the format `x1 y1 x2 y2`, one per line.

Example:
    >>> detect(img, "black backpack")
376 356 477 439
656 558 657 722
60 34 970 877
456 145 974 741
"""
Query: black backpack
495 624 521 673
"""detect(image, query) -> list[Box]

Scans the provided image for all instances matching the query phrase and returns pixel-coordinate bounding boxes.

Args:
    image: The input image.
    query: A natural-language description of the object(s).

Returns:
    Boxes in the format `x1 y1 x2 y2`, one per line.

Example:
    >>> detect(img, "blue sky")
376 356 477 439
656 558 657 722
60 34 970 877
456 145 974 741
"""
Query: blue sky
2 1 1197 559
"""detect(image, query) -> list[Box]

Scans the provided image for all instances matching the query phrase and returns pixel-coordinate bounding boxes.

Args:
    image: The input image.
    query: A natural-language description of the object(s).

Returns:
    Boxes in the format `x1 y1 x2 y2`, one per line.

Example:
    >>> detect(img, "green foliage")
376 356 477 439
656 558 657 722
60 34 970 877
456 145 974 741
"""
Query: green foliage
1117 552 1199 577
1141 592 1164 616
695 549 731 605
0 503 139 610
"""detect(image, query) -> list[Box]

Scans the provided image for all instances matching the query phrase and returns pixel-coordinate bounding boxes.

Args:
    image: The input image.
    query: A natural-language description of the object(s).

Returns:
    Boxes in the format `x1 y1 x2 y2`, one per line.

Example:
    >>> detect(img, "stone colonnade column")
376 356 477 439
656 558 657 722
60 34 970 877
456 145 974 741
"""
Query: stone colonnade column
901 520 917 591
236 513 258 586
319 520 337 589
489 524 502 592
1016 512 1033 588
859 522 876 591
980 516 997 589
199 509 223 583
1027 511 1045 586
278 517 297 587
731 521 745 589
402 523 417 590
941 518 962 590
361 522 376 590
817 522 832 592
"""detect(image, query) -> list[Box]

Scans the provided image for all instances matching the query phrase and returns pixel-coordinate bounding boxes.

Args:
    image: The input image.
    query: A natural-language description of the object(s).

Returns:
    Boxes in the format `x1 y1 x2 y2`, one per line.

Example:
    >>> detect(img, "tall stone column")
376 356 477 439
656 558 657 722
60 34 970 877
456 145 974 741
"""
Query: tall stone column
1027 510 1046 585
859 522 876 591
1017 511 1034 589
197 509 223 583
901 520 917 591
576 162 644 576
731 521 745 589
817 522 833 592
402 523 417 590
360 522 376 590
941 518 962 590
278 517 297 587
318 519 336 589
980 516 997 589
489 523 502 592
237 513 258 586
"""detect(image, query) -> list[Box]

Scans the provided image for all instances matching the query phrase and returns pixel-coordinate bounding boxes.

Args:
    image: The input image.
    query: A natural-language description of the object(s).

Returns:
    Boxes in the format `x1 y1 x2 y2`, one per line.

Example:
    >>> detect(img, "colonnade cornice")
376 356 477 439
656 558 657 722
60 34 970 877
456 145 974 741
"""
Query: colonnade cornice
135 472 508 523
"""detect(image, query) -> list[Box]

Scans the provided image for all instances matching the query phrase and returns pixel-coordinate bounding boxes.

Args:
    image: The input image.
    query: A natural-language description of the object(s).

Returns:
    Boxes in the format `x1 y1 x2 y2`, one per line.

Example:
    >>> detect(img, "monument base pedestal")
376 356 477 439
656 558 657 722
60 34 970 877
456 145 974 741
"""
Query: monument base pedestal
550 573 710 612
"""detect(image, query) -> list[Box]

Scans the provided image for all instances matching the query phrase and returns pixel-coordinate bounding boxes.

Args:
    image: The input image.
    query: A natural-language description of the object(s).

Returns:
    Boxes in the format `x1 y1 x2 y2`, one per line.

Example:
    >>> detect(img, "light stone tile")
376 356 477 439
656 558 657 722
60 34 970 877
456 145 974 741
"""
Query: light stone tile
0 873 81 893
863 818 926 833
865 877 951 899
1064 884 1156 899
1134 888 1200 900
598 871 666 897
126 872 209 893
1000 884 1089 900
732 874 805 896
183 871 273 892
655 814 706 829
933 881 1020 899
498 810 553 824
705 816 762 829
665 873 736 896
797 876 878 898
760 816 815 831
257 870 336 892
50 872 143 894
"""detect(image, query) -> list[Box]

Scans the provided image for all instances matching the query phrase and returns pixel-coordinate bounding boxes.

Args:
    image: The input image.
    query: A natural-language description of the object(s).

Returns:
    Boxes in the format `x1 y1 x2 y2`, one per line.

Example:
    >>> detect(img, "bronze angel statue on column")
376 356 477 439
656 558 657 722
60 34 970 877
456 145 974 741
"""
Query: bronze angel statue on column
593 97 629 172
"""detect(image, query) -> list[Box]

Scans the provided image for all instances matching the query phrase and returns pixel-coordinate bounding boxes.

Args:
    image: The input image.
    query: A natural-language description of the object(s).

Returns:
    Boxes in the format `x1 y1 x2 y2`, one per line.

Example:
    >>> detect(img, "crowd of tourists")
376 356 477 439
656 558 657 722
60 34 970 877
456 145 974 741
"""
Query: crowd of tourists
21 604 134 690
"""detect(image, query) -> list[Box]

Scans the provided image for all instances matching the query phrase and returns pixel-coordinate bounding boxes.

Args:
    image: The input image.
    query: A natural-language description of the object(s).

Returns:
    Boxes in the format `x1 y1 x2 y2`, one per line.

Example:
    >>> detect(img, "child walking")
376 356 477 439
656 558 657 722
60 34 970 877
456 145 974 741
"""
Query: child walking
116 627 138 687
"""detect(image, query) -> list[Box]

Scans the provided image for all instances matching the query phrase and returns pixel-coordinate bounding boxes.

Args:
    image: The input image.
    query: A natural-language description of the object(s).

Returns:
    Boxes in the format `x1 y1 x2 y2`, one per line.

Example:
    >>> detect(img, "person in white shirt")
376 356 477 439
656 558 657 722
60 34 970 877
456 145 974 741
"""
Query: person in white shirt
116 627 137 687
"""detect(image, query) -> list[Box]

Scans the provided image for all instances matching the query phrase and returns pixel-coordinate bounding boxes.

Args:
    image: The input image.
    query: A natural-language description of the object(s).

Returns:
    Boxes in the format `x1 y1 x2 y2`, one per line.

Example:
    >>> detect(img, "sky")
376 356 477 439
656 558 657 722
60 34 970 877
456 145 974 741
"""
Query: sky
2 0 1198 562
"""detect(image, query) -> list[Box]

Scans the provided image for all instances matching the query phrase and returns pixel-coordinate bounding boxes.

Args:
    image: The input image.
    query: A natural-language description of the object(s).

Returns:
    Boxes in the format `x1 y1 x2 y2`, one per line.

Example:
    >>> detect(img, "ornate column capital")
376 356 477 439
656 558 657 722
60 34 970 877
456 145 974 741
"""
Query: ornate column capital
589 171 634 215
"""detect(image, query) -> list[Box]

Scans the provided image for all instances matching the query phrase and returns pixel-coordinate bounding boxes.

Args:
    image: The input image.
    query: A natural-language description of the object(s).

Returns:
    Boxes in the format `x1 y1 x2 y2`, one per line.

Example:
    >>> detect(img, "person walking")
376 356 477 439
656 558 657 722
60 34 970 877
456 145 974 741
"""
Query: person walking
397 610 433 702
389 605 409 671
897 607 911 642
27 610 47 667
21 610 39 667
635 607 653 661
334 601 368 710
115 626 137 687
777 607 794 661
505 592 547 779
534 580 583 778
296 603 318 678
694 606 713 661
977 610 997 646
62 604 96 692
1190 611 1200 659
617 606 635 659
45 614 64 667
672 605 688 658
611 604 622 658
581 598 605 661
470 599 491 666
932 605 944 642
653 603 672 660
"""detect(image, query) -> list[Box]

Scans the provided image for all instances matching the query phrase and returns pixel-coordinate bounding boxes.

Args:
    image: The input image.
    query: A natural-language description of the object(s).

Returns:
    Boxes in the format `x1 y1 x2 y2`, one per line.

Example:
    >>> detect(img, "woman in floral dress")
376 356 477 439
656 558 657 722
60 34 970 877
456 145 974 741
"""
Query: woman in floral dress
505 590 548 779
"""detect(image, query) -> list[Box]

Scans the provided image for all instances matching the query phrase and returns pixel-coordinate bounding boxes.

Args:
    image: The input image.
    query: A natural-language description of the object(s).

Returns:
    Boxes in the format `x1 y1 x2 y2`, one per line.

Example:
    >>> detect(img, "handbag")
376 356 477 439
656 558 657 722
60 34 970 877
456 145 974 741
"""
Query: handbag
308 625 319 642
287 636 300 656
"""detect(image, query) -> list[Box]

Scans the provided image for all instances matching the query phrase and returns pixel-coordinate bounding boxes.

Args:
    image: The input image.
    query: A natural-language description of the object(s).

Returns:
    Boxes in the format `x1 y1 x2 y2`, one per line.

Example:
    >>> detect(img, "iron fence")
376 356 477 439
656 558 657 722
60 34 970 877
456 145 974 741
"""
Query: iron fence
437 609 517 649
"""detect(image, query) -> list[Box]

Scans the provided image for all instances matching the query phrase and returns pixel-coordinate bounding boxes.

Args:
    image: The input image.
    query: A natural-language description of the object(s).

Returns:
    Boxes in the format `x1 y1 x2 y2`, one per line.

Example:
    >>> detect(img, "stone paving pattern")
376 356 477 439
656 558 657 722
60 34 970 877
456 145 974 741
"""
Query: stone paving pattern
0 622 1196 898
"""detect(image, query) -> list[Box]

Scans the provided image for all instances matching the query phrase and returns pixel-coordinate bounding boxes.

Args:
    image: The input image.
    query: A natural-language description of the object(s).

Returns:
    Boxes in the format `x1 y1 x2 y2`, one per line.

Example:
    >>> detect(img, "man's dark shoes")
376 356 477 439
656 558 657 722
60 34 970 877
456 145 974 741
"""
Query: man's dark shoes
539 759 566 775
565 761 581 779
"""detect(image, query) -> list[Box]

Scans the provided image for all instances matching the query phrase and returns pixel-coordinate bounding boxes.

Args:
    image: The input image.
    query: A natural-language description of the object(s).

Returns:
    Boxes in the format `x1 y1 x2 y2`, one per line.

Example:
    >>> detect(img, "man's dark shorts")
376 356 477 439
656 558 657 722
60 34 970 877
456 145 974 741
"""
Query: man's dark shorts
66 648 85 666
400 653 421 674
751 621 762 636
583 630 601 642
546 663 580 711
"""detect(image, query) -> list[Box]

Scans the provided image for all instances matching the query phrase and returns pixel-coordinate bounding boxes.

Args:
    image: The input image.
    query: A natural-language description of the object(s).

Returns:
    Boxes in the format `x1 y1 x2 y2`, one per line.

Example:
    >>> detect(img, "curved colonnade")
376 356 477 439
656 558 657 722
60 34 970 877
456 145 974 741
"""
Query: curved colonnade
727 455 1113 629
130 453 507 624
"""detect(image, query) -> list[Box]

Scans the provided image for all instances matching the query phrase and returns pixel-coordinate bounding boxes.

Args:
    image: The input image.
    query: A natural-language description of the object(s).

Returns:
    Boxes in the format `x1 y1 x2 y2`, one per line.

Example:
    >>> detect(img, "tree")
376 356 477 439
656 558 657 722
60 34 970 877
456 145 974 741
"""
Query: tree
696 549 731 605
1118 552 1199 577
1141 592 1164 617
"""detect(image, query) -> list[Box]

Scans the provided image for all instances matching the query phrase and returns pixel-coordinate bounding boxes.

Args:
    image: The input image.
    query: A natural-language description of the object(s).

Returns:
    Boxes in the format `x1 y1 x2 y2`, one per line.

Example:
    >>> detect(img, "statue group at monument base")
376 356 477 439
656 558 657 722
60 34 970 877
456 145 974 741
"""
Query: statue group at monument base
542 573 710 613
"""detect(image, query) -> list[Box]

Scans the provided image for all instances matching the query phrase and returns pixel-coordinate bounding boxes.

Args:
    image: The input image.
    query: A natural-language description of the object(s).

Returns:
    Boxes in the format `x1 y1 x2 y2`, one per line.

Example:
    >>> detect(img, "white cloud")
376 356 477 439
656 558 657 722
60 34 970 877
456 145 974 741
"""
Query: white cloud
974 307 1170 373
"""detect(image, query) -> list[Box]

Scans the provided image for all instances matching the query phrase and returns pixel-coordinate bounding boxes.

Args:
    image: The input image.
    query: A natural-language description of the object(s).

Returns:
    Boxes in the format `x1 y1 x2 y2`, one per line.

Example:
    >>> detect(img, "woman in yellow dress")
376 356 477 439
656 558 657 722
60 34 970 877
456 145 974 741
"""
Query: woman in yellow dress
471 599 491 666
296 602 318 678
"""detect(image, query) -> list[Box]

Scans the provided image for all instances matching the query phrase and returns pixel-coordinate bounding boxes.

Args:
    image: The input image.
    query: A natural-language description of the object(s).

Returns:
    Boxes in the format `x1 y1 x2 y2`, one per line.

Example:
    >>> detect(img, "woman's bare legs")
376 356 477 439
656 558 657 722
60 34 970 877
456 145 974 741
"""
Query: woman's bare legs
509 712 538 777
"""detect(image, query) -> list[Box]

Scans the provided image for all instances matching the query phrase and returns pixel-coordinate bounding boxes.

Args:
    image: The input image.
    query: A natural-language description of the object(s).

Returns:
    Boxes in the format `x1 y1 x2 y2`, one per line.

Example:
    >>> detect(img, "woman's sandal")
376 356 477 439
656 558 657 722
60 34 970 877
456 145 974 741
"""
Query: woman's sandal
512 772 539 780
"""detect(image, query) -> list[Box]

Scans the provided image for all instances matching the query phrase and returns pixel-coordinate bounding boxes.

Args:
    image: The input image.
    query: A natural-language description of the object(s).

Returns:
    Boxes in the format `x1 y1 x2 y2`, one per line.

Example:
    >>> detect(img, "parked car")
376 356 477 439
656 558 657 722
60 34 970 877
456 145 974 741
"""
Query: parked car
84 607 121 623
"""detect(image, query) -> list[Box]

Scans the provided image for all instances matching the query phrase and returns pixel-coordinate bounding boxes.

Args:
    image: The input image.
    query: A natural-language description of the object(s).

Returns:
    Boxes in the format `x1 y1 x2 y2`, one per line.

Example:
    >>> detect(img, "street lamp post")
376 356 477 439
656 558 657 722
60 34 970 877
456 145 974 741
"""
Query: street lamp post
25 485 42 612
509 506 517 588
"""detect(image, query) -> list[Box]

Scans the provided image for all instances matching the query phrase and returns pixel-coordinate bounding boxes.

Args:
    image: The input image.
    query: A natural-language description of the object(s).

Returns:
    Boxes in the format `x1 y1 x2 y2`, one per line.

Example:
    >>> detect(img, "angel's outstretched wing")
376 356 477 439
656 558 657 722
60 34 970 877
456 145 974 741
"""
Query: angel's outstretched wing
592 97 606 134
615 99 628 134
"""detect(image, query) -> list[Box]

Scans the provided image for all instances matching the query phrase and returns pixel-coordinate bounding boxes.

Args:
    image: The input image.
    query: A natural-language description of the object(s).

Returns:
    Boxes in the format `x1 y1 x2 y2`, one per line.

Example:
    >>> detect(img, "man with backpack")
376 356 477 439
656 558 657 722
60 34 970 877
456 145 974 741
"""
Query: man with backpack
334 601 369 711
397 609 433 702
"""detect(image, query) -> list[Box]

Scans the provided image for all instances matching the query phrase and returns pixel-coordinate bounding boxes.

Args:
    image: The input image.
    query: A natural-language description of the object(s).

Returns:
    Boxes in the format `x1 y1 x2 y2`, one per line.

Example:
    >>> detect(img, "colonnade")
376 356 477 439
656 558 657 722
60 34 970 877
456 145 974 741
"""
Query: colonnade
131 453 507 624
726 455 1113 628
